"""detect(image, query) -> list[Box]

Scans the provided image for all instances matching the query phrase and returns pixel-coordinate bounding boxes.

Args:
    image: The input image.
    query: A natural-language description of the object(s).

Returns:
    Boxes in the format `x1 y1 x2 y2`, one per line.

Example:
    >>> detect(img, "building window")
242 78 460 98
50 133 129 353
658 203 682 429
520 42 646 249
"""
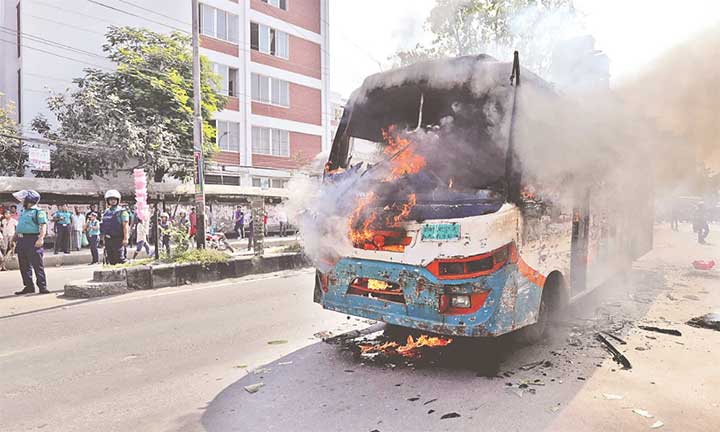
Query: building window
200 4 239 43
212 63 238 97
213 120 241 152
251 126 289 157
251 73 289 107
252 177 288 188
250 23 289 59
261 0 288 10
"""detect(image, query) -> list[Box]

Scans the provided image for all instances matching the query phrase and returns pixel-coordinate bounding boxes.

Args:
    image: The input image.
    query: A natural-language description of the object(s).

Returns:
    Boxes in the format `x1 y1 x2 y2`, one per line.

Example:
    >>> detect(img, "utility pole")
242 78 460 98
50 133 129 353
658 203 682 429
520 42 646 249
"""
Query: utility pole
191 0 206 248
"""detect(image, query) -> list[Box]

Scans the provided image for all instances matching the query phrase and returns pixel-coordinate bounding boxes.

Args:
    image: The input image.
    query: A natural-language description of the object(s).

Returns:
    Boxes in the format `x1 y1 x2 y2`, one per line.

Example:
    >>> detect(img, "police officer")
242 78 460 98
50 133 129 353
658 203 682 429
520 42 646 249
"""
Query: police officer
101 190 130 265
12 190 50 295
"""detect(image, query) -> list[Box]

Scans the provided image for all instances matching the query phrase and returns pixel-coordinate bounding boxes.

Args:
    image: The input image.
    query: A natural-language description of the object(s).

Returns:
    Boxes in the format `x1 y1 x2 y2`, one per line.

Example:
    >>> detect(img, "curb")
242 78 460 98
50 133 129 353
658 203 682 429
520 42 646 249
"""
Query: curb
64 253 311 298
5 237 299 270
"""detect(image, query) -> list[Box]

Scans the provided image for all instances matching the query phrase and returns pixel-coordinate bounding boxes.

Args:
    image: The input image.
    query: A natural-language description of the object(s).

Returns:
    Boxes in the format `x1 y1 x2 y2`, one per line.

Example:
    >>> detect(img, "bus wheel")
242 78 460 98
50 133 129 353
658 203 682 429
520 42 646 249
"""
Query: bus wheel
514 273 565 345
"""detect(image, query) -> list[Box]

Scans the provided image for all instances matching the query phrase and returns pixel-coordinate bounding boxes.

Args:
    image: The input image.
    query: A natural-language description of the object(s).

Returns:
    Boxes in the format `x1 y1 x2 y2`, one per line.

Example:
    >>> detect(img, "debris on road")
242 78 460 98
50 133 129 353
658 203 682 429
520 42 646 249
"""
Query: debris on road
602 332 627 345
427 409 435 414
359 334 453 359
278 361 293 365
683 294 700 301
596 334 632 369
423 398 438 405
243 383 264 394
440 412 461 420
687 311 720 331
692 260 715 270
519 360 545 371
602 393 623 400
651 420 665 429
233 364 248 369
267 340 288 345
632 408 654 418
638 325 682 336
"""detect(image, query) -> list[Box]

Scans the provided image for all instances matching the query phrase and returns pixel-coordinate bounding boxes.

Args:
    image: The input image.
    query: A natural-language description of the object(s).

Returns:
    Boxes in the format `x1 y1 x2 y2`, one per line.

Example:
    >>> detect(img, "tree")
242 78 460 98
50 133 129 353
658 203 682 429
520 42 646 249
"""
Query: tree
391 0 576 75
0 97 27 177
33 27 227 182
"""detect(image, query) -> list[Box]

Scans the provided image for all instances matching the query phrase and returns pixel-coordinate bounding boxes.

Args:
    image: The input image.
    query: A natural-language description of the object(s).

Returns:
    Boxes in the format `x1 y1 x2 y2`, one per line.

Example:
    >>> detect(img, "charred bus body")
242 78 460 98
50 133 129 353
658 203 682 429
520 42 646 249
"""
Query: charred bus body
314 54 653 339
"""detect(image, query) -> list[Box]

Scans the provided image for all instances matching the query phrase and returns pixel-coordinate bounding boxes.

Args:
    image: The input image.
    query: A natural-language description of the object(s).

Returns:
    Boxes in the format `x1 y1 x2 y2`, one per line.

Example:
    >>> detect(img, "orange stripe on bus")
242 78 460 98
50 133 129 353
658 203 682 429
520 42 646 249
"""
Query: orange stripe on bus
517 258 547 288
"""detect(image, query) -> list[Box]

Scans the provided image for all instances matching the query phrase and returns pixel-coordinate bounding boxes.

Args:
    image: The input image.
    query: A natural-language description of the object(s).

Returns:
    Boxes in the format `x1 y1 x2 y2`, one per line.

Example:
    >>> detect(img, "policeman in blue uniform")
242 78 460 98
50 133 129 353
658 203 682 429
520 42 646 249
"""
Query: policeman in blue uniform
101 190 130 265
12 190 50 295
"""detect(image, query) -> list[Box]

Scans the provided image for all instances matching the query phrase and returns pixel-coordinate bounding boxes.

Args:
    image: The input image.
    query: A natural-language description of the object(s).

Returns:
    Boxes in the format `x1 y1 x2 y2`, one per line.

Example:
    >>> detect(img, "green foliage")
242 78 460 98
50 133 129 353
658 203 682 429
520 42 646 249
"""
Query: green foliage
391 0 576 75
33 26 226 181
0 97 27 176
166 224 192 257
169 248 229 266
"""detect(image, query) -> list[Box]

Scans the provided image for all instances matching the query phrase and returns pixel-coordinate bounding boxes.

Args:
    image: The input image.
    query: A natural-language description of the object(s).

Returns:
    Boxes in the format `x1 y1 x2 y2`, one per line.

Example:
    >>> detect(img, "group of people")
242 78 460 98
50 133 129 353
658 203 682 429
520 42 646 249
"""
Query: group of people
9 189 132 295
233 206 290 251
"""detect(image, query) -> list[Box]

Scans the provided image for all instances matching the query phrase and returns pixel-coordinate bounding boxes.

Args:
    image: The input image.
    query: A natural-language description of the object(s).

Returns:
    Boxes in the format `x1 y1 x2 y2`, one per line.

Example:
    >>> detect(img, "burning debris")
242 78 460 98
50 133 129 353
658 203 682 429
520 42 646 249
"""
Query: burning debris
359 334 454 360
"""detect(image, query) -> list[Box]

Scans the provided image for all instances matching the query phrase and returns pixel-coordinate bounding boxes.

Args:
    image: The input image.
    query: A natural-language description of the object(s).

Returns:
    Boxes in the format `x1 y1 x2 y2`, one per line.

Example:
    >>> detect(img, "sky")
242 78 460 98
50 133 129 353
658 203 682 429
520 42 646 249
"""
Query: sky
329 0 720 98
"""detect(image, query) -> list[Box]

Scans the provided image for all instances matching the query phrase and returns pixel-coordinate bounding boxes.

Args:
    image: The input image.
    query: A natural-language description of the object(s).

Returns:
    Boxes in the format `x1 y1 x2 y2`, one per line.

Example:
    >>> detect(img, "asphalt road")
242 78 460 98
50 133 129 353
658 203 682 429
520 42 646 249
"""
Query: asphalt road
1 225 716 432
0 268 365 432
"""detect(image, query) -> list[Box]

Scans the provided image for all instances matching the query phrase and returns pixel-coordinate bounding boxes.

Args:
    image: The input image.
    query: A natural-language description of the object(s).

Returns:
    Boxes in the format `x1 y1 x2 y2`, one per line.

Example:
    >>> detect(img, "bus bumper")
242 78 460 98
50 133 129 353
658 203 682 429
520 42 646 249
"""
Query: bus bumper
316 257 544 338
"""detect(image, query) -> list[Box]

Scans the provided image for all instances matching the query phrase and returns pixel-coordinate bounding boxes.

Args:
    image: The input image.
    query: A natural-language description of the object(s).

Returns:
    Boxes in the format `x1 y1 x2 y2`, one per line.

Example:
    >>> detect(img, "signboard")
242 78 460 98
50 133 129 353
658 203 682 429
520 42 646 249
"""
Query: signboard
421 223 461 241
28 148 51 171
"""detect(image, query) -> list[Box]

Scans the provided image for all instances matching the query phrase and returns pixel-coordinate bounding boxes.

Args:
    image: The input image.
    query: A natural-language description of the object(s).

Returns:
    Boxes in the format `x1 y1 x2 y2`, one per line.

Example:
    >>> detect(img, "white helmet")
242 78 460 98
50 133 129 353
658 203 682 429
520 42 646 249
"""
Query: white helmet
104 189 121 201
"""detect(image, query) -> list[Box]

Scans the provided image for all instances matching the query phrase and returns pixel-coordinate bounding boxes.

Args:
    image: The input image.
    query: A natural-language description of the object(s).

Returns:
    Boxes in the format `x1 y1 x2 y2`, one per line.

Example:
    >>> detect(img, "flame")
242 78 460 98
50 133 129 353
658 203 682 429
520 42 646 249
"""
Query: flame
348 129 424 249
348 192 377 245
392 193 416 224
382 129 426 181
359 334 454 359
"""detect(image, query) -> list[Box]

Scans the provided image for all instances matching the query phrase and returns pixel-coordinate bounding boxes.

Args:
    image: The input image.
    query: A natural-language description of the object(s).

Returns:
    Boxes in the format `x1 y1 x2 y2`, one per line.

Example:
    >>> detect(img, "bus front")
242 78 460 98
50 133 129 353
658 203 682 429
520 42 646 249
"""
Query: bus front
313 56 547 338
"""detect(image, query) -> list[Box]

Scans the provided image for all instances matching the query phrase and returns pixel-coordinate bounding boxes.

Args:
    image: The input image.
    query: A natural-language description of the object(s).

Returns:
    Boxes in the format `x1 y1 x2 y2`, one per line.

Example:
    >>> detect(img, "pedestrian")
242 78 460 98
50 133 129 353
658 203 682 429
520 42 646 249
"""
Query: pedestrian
278 210 288 237
159 212 171 255
189 207 197 239
71 206 86 251
234 206 244 239
9 204 19 221
100 190 130 265
177 210 191 236
263 212 268 236
86 203 99 220
85 212 100 265
52 204 71 254
247 217 254 251
133 217 151 259
2 209 18 259
693 203 710 244
670 199 680 231
12 190 49 295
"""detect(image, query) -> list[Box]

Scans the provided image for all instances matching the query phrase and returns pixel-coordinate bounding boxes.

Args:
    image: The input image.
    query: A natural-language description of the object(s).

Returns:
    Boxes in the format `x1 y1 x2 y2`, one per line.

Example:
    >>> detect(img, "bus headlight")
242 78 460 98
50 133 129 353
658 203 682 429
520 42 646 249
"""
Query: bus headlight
450 295 471 308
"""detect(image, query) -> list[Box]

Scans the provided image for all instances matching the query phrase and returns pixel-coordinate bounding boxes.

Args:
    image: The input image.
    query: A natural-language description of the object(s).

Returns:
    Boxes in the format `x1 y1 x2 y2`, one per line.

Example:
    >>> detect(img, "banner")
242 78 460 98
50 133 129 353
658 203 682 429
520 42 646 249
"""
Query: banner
28 148 51 171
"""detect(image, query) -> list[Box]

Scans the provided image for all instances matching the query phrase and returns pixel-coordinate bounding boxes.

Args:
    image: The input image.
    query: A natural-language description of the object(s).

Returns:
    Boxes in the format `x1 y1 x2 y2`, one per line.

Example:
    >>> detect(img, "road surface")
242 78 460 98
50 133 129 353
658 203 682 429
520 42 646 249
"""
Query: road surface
1 225 718 431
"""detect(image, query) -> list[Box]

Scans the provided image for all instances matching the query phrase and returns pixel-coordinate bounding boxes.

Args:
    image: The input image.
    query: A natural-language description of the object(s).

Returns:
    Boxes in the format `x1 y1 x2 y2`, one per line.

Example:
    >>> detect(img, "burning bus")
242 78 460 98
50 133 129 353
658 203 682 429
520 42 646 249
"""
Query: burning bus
313 54 653 341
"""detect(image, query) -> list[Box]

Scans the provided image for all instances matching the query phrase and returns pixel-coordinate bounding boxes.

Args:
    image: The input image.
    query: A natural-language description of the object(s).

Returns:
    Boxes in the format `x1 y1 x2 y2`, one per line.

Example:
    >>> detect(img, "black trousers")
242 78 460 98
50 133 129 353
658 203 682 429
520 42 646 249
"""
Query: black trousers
105 236 126 265
55 225 70 253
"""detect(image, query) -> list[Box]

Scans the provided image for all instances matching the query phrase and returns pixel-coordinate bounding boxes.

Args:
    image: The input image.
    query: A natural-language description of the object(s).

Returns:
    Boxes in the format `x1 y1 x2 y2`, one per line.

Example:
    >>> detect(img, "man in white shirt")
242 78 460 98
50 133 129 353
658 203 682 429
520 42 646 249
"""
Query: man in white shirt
71 207 86 251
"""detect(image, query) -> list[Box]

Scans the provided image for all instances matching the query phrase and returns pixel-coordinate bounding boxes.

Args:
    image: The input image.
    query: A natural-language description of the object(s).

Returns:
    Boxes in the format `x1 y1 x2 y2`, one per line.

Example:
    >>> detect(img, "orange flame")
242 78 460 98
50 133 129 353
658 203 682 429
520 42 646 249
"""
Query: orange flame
382 129 426 181
348 192 377 245
359 334 454 358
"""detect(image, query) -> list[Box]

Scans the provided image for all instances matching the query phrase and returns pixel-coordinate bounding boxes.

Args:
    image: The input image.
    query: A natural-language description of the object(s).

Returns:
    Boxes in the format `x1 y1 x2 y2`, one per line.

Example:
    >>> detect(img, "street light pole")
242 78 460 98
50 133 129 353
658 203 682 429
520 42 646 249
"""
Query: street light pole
191 0 206 248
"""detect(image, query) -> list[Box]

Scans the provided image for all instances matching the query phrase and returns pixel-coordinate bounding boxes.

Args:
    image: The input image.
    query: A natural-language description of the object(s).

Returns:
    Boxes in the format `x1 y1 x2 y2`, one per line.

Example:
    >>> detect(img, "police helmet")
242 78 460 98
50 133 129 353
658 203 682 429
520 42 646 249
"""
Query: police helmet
12 189 41 204
104 189 121 202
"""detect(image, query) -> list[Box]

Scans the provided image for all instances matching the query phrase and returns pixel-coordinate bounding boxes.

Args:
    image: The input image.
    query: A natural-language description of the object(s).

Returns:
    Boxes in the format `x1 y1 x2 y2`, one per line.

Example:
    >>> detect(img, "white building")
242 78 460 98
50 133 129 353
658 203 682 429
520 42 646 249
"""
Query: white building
0 0 331 188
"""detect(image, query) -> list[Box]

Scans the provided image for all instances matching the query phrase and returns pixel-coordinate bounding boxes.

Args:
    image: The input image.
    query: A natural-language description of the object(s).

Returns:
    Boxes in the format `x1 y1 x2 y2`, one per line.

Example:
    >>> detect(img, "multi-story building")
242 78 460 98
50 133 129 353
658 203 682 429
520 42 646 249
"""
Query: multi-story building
0 0 330 190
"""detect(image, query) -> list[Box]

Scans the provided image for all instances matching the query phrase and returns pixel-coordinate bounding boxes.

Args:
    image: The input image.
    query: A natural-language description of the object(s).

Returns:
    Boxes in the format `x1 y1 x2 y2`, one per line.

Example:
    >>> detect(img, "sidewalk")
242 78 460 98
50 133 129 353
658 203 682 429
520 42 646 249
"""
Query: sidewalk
3 235 300 270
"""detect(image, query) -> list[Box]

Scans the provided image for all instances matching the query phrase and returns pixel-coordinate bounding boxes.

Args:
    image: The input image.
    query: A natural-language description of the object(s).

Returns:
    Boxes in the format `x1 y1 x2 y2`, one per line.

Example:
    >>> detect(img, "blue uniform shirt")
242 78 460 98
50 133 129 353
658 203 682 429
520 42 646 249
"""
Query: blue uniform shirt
54 210 72 226
87 219 100 236
17 206 48 234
